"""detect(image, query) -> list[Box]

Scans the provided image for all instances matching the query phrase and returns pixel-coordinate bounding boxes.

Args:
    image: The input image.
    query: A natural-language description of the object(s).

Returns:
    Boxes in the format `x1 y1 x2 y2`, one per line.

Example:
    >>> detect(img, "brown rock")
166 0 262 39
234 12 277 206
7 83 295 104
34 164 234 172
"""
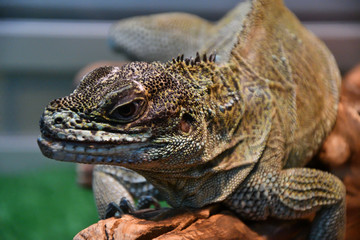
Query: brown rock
74 205 312 240
75 205 308 240
318 63 360 239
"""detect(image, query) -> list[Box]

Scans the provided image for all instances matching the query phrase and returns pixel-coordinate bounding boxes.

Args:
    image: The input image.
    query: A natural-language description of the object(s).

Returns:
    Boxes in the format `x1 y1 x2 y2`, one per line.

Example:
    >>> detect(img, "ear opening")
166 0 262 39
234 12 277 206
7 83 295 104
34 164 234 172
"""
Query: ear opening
179 113 196 133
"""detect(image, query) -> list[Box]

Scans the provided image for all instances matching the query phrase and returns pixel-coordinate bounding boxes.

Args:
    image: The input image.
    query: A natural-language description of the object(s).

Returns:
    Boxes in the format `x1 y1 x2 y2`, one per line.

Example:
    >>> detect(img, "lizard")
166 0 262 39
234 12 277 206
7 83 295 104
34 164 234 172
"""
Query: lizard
37 0 345 239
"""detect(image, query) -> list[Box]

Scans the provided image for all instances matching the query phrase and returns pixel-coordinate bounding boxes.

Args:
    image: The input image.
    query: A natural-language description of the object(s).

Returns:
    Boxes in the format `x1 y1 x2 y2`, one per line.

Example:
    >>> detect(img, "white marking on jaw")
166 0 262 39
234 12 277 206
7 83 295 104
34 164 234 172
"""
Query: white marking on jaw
93 135 103 142
81 131 93 138
101 135 112 141
76 135 85 141
125 136 134 142
52 127 149 143
67 134 77 141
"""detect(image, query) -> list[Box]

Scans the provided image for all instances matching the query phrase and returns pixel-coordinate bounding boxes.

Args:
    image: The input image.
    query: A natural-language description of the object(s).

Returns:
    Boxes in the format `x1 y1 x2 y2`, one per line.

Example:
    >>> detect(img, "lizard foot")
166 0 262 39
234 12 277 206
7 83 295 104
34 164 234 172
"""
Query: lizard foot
104 197 135 219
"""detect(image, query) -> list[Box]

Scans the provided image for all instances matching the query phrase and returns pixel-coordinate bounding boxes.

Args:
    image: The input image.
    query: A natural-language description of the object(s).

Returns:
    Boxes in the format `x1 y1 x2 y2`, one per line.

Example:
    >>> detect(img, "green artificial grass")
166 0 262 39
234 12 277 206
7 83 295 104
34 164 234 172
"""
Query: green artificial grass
0 168 98 240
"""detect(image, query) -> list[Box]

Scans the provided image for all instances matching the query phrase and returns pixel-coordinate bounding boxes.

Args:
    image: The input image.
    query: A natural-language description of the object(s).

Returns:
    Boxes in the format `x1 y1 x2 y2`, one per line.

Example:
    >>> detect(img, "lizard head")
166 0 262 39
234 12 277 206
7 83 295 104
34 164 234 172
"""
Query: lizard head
38 61 213 170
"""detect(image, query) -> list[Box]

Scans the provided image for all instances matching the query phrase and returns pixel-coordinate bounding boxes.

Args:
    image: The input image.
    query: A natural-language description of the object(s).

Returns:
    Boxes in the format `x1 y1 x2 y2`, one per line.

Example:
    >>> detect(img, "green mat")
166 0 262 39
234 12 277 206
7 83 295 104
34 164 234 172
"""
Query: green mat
0 168 98 240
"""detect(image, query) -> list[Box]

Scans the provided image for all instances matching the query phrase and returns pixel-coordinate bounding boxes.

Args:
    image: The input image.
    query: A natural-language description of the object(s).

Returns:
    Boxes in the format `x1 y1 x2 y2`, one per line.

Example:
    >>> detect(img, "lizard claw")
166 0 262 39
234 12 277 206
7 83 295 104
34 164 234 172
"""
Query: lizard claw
104 197 135 219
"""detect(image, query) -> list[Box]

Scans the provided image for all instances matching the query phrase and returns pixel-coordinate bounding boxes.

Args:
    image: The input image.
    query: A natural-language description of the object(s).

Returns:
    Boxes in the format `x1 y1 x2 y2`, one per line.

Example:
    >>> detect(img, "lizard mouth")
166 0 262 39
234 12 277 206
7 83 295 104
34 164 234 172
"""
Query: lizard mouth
38 126 154 165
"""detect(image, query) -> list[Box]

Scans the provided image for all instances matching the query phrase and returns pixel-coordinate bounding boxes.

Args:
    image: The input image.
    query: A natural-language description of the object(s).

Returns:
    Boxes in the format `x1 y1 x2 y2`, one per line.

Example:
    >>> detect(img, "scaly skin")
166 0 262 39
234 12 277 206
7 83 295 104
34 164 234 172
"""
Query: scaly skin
92 165 161 217
38 0 345 239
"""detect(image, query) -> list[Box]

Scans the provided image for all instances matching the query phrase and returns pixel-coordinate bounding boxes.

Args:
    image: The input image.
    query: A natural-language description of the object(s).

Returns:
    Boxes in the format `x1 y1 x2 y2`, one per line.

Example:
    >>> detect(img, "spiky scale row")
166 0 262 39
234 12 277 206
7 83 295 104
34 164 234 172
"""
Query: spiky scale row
172 52 216 67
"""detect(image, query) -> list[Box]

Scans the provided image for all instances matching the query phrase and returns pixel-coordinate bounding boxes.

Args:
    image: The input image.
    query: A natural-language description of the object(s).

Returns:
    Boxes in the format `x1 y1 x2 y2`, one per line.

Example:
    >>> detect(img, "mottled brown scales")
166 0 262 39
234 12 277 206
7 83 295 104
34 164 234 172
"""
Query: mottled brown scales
38 1 345 239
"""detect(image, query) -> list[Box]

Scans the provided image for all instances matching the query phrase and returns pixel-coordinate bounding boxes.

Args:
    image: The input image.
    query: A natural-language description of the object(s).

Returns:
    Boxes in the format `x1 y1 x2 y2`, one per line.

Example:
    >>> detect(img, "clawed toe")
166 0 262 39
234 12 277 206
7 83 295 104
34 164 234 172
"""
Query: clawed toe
104 197 135 219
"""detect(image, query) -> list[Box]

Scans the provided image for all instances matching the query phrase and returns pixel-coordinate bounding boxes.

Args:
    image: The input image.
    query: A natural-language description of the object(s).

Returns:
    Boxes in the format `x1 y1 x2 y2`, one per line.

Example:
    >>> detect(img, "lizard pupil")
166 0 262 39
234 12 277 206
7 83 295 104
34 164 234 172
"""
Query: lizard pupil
109 99 146 122
111 102 138 120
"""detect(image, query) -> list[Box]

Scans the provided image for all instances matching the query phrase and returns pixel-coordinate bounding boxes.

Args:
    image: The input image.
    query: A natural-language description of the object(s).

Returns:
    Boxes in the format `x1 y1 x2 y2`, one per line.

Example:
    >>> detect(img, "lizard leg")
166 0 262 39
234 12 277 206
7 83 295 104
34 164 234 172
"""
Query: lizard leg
93 165 162 219
224 168 346 240
109 13 213 62
93 166 135 219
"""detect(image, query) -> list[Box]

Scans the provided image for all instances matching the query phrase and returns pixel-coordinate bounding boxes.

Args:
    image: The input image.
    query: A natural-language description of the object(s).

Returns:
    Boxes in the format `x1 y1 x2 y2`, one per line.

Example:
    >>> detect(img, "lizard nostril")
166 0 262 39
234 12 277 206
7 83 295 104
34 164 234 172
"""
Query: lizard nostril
54 117 63 124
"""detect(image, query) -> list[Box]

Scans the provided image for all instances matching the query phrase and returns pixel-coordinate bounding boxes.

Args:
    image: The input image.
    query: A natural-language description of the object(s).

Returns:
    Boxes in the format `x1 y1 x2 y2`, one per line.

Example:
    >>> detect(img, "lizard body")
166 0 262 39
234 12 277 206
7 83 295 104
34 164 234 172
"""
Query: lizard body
38 0 345 239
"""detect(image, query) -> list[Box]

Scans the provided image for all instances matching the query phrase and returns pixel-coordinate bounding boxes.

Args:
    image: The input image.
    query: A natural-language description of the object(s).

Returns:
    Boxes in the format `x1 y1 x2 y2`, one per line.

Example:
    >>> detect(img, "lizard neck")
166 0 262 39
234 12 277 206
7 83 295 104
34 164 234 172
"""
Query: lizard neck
135 147 253 208
130 61 274 208
166 60 254 170
166 58 247 154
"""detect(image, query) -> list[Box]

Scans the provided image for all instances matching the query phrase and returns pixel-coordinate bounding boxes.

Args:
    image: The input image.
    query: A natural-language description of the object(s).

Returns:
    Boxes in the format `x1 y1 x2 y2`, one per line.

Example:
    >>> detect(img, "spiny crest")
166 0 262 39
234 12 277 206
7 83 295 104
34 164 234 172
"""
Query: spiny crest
170 52 216 67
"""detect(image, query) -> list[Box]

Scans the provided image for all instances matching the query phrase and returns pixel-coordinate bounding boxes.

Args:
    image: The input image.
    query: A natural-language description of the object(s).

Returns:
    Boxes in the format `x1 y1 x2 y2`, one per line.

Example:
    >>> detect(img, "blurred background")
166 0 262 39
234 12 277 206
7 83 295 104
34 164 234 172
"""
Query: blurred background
0 0 359 239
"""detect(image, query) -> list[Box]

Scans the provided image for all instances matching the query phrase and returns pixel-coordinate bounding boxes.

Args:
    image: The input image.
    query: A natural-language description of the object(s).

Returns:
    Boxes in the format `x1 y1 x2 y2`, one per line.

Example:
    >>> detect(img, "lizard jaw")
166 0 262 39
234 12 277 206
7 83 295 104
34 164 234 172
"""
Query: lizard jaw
37 135 151 164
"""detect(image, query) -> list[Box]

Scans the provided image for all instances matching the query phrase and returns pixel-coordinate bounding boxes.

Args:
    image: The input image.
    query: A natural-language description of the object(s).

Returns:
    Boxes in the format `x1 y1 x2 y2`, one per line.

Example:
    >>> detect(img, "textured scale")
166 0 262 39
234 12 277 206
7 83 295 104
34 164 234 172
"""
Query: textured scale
38 1 345 239
92 165 160 217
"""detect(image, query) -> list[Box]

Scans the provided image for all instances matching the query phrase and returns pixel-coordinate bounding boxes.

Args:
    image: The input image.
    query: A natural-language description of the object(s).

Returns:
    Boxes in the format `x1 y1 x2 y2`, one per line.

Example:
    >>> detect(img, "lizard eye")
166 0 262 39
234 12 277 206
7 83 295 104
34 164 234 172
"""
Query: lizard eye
109 99 145 122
